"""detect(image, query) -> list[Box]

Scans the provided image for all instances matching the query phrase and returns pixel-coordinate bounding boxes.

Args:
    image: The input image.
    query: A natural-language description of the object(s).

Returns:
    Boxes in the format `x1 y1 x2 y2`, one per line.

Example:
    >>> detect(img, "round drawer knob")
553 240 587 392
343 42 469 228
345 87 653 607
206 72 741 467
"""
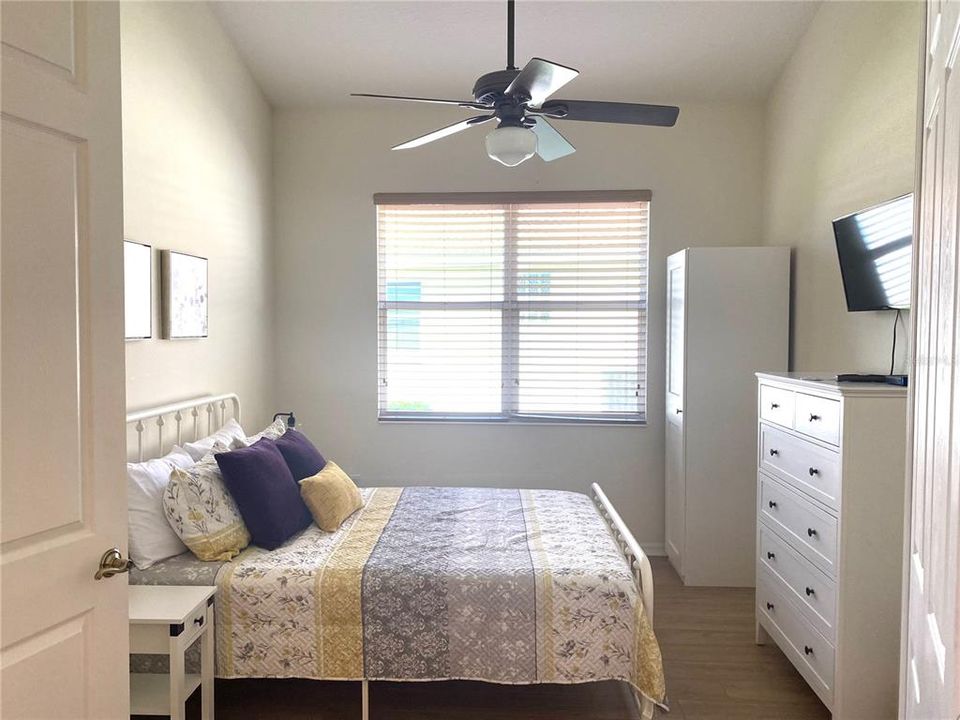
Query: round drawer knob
807 528 818 538
769 448 780 457
770 402 780 409
809 413 821 422
804 645 814 656
805 587 815 597
766 602 775 611
768 500 778 509
766 551 775 560
808 467 820 476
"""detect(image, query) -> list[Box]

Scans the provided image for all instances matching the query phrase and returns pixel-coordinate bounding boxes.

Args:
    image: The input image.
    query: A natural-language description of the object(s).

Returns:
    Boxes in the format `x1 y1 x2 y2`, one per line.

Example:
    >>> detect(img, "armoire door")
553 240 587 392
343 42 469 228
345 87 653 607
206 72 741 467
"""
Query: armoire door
1 2 130 717
665 251 687 574
902 1 960 717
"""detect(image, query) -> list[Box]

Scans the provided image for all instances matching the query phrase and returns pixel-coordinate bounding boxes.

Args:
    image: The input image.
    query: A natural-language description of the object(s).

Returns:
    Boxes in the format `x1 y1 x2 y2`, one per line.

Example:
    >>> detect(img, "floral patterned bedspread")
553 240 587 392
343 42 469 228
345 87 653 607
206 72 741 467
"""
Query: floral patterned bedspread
133 486 666 705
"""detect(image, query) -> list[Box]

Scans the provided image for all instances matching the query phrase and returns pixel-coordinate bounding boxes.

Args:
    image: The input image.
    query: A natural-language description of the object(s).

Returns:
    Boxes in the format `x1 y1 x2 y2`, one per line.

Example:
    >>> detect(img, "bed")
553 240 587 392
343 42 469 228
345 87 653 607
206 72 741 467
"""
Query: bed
128 394 667 718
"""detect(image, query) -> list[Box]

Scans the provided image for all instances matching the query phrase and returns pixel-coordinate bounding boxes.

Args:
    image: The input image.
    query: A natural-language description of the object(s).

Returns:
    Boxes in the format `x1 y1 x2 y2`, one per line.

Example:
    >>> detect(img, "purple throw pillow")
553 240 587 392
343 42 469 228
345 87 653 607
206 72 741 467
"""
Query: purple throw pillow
215 439 311 550
275 430 327 481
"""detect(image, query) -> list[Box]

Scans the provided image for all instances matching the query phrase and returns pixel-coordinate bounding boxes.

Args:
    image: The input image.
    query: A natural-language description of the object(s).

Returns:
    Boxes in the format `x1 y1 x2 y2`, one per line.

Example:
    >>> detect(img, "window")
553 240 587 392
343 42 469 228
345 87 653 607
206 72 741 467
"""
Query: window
376 191 650 424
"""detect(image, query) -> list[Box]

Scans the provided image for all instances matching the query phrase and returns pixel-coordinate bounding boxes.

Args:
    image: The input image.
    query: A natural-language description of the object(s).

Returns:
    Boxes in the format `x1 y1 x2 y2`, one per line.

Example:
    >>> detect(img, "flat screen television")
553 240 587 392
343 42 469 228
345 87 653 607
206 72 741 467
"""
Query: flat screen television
833 193 913 311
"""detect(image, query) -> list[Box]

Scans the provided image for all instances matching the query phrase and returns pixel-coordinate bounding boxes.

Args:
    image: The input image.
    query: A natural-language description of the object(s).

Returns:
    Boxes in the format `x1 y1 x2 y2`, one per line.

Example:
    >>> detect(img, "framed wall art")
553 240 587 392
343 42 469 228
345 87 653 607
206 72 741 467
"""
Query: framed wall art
161 250 208 339
124 240 152 340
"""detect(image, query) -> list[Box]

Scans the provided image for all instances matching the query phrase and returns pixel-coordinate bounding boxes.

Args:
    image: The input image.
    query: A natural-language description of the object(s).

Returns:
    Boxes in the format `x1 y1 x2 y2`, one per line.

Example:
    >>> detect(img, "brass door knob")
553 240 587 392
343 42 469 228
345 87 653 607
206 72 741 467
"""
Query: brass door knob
94 547 133 580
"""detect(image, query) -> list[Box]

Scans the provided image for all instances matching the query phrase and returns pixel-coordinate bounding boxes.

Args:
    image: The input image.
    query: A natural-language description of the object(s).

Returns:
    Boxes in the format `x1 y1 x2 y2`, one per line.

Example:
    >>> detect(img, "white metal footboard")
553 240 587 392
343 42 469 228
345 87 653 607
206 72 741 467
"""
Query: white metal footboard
590 483 656 719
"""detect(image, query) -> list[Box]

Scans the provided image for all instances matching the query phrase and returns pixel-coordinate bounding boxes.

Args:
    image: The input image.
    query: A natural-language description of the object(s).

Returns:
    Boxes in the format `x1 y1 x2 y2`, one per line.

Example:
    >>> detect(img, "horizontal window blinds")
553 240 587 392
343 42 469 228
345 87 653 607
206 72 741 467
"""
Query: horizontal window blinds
377 195 649 423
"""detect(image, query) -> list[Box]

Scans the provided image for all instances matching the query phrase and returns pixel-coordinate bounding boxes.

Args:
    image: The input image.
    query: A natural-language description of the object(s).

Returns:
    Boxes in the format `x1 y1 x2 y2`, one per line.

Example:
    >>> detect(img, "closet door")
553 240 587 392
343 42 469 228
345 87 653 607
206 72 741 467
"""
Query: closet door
902 1 960 717
665 251 687 574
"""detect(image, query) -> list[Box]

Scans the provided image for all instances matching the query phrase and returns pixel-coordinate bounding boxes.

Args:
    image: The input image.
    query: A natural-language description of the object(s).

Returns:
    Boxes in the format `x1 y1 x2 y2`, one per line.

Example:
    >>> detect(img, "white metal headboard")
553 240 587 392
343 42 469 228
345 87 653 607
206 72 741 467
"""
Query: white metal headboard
126 393 241 462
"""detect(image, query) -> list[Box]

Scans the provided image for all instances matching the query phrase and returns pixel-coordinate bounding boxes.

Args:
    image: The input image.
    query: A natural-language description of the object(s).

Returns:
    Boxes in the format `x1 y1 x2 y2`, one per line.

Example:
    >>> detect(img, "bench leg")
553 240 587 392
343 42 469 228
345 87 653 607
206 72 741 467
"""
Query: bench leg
362 680 369 720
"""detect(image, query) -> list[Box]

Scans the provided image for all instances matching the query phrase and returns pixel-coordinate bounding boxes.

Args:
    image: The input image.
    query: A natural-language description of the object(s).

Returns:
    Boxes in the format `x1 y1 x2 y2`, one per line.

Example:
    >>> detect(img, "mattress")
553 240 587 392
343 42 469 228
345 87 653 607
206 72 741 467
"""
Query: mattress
132 486 665 706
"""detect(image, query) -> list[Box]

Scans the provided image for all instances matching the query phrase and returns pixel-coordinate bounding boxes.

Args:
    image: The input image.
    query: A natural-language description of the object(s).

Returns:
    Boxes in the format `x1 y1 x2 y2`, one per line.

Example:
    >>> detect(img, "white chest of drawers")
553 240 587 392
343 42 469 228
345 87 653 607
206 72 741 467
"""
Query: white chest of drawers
754 373 907 719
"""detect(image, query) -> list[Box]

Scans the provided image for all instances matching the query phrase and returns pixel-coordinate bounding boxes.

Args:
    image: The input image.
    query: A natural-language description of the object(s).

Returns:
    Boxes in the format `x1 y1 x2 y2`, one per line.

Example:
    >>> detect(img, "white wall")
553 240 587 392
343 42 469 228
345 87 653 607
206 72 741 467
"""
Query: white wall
763 1 921 373
273 102 765 548
121 2 275 434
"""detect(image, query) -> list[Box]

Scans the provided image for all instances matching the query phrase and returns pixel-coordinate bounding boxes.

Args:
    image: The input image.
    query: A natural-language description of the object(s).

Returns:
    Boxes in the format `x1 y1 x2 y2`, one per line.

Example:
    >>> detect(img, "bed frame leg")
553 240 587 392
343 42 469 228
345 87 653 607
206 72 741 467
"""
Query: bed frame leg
361 680 369 720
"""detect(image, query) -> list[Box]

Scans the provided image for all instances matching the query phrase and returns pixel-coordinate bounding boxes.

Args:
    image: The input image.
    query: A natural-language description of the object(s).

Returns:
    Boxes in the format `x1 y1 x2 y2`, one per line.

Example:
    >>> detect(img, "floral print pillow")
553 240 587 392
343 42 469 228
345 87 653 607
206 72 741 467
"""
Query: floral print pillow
163 442 250 561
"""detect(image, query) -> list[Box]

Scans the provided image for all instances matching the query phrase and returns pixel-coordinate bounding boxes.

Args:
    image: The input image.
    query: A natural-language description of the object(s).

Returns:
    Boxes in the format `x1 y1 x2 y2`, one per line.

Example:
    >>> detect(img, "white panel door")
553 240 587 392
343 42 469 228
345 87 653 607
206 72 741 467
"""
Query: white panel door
0 2 129 718
903 1 960 717
664 251 686 574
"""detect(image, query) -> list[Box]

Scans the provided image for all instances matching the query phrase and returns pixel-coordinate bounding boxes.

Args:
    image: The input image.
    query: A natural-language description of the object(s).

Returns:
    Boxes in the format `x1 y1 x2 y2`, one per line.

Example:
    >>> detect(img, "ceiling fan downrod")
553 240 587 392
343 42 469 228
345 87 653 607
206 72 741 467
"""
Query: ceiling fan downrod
507 0 516 70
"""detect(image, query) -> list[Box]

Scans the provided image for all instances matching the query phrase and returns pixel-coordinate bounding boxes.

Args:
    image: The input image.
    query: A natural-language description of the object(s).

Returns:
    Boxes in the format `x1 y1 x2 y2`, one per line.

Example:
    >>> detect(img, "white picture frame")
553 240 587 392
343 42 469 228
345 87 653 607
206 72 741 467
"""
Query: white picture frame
124 240 152 340
161 250 208 339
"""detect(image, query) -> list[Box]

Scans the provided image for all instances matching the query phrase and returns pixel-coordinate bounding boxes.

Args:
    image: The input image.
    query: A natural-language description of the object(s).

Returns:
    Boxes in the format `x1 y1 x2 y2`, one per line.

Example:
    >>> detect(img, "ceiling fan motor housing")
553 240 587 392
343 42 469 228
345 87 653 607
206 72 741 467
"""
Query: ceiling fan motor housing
472 69 522 105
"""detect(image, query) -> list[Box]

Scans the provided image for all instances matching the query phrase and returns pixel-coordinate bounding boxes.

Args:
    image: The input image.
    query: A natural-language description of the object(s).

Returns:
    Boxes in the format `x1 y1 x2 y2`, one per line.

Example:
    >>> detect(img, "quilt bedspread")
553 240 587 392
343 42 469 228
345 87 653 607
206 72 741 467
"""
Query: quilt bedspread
216 486 666 705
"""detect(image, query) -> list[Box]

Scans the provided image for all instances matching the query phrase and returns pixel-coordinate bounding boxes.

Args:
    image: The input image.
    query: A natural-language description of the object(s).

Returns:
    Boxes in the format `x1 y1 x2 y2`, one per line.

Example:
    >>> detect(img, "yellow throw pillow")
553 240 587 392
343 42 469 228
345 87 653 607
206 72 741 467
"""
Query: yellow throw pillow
299 461 364 532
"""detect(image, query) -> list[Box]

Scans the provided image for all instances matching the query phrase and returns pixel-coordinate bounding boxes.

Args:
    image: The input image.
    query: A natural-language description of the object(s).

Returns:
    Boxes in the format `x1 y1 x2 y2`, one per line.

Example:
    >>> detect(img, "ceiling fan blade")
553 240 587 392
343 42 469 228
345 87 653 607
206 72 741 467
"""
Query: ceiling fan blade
352 93 491 111
392 115 494 151
530 117 575 162
505 58 579 106
536 100 679 127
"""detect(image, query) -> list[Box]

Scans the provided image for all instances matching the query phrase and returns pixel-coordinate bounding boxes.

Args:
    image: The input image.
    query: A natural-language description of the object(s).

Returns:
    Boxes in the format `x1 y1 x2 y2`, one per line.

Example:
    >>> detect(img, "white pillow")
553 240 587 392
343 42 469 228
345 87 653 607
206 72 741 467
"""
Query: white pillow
127 446 195 569
230 418 289 449
181 417 246 461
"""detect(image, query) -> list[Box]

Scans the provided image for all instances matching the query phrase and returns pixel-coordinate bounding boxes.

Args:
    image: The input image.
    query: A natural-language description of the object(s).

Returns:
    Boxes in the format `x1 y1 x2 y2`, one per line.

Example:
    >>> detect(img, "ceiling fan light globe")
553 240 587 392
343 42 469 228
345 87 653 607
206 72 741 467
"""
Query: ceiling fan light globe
485 126 537 167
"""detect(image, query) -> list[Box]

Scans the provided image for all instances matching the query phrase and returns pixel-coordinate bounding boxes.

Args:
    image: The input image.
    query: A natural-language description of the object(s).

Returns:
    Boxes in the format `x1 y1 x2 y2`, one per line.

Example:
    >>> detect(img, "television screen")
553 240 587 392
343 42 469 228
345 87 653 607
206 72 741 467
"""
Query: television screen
833 193 913 312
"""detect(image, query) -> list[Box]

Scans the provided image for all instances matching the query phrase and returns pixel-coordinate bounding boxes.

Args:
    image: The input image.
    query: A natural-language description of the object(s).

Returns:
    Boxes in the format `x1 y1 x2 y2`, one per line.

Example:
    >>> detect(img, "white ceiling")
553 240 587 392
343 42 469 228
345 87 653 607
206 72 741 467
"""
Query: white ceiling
211 0 820 108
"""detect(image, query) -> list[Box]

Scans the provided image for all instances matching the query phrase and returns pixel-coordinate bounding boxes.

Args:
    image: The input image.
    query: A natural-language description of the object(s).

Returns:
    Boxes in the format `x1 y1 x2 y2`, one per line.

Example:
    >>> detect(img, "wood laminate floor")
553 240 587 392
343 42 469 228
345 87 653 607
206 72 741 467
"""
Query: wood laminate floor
174 558 830 719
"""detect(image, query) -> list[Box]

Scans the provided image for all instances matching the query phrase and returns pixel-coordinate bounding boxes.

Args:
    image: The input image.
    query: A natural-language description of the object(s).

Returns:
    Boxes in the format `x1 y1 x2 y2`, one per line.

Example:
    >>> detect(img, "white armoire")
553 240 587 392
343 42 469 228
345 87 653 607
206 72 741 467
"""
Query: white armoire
665 247 790 586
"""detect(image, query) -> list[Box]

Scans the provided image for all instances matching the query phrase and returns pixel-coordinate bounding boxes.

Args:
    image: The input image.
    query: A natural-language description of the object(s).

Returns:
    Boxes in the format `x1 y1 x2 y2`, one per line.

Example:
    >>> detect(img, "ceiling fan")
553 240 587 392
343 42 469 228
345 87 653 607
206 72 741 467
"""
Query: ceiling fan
352 0 680 167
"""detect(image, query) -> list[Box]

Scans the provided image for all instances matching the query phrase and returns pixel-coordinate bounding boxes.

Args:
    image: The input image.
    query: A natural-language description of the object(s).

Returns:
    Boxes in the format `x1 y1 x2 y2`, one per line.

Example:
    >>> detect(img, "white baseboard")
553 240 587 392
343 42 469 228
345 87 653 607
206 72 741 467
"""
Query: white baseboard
641 543 666 557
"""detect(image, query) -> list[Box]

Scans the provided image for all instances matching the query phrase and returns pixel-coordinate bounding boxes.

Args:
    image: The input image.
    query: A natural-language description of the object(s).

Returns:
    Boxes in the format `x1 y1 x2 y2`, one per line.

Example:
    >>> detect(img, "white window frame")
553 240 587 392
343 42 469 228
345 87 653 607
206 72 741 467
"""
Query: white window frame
376 190 650 425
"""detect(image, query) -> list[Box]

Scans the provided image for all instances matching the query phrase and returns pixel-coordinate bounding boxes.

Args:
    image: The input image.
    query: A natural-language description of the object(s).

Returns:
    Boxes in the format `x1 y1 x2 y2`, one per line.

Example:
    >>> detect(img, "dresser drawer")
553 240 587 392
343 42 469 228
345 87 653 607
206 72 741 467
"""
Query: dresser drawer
760 475 838 576
759 526 837 640
794 392 841 446
760 384 795 429
758 570 835 706
760 424 841 510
